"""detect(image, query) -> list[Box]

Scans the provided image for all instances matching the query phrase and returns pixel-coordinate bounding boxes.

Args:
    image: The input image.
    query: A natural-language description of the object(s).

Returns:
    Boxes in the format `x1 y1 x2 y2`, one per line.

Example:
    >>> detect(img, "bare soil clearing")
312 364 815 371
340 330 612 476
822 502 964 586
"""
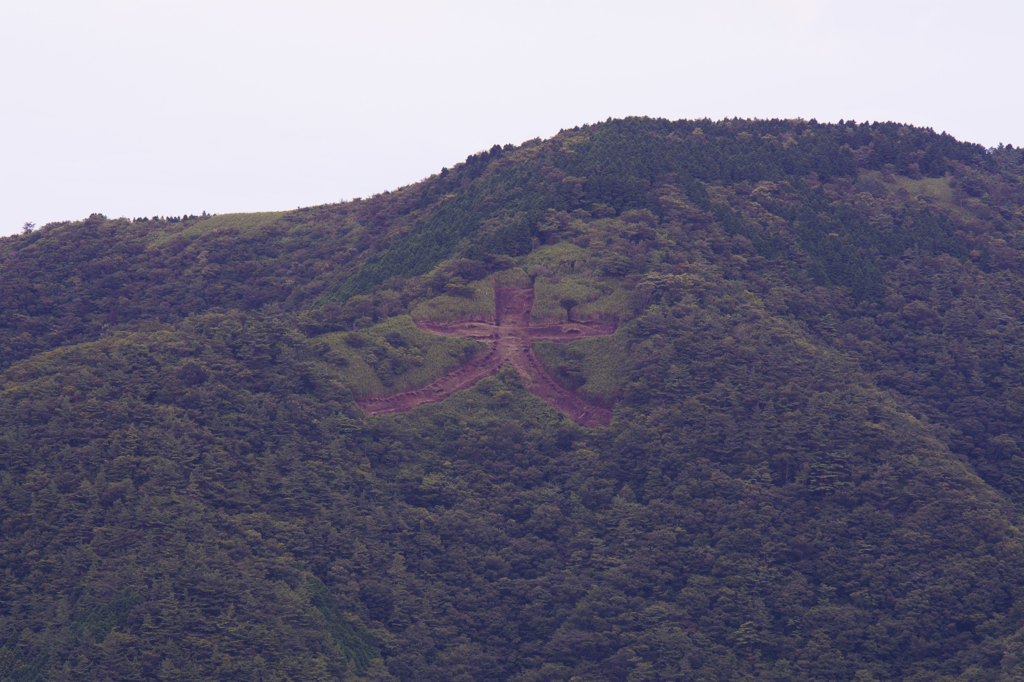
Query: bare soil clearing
357 287 617 426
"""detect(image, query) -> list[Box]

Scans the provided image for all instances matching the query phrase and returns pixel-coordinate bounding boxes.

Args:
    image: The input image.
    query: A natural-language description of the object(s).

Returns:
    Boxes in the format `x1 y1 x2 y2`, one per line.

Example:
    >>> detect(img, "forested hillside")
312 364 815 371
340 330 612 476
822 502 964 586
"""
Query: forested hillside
3 117 1024 680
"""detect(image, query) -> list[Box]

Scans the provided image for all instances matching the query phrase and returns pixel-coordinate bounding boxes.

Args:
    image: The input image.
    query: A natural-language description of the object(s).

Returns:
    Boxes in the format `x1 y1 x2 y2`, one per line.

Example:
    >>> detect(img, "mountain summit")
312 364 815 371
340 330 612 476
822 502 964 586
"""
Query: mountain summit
3 117 1024 680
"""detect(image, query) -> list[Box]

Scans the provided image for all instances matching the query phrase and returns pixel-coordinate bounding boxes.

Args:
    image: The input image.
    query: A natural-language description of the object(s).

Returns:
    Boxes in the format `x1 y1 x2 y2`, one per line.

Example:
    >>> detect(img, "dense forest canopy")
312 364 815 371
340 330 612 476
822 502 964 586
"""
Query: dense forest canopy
2 117 1024 680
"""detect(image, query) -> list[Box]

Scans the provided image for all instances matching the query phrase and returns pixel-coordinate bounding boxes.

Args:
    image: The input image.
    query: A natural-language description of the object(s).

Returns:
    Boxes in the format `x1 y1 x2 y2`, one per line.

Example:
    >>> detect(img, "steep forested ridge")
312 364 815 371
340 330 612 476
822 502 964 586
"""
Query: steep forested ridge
3 117 1024 681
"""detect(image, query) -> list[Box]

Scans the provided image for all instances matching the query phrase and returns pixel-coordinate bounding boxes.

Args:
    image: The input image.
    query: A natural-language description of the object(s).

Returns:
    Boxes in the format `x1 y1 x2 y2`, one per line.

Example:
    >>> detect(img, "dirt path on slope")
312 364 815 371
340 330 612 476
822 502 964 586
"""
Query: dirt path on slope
356 287 616 426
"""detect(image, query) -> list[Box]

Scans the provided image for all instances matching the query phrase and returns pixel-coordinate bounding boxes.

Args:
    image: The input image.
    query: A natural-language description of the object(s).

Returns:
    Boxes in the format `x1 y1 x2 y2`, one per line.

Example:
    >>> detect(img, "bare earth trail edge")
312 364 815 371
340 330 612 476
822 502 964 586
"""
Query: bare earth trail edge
356 287 617 427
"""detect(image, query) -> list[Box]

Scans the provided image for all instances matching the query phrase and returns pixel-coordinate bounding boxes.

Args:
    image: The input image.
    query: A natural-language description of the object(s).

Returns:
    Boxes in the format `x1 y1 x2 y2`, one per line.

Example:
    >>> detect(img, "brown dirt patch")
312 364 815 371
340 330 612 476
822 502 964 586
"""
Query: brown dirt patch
357 287 617 426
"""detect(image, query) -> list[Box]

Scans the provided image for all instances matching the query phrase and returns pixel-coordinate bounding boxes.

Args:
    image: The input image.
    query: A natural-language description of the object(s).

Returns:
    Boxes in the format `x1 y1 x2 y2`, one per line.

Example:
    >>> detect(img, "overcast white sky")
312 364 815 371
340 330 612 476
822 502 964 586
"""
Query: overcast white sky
2 0 1021 237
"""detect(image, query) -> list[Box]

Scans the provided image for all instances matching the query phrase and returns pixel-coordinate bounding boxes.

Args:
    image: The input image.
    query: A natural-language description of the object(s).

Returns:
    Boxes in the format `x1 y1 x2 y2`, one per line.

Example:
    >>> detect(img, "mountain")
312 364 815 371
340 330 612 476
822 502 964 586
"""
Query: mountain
2 117 1024 681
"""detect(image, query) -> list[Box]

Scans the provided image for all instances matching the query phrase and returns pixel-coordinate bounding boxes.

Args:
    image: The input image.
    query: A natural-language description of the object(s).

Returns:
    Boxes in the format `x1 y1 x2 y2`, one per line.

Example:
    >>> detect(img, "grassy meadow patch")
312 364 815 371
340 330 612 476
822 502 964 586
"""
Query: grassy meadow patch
147 211 288 245
410 278 495 322
533 331 630 405
532 275 631 323
317 315 484 399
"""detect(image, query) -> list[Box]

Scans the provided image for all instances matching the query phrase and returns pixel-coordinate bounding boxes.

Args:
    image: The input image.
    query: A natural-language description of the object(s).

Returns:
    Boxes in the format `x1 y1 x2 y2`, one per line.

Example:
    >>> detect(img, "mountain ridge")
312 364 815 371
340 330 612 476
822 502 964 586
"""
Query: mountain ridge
3 117 1024 680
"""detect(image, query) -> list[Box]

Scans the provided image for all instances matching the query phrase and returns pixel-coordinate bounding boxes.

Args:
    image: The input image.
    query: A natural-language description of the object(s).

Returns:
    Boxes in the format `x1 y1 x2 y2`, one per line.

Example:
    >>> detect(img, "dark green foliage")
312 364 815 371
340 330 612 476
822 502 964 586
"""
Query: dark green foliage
711 201 786 260
307 578 380 673
69 591 144 642
328 202 488 301
1 651 48 682
888 209 969 259
794 205 886 301
3 116 1024 681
